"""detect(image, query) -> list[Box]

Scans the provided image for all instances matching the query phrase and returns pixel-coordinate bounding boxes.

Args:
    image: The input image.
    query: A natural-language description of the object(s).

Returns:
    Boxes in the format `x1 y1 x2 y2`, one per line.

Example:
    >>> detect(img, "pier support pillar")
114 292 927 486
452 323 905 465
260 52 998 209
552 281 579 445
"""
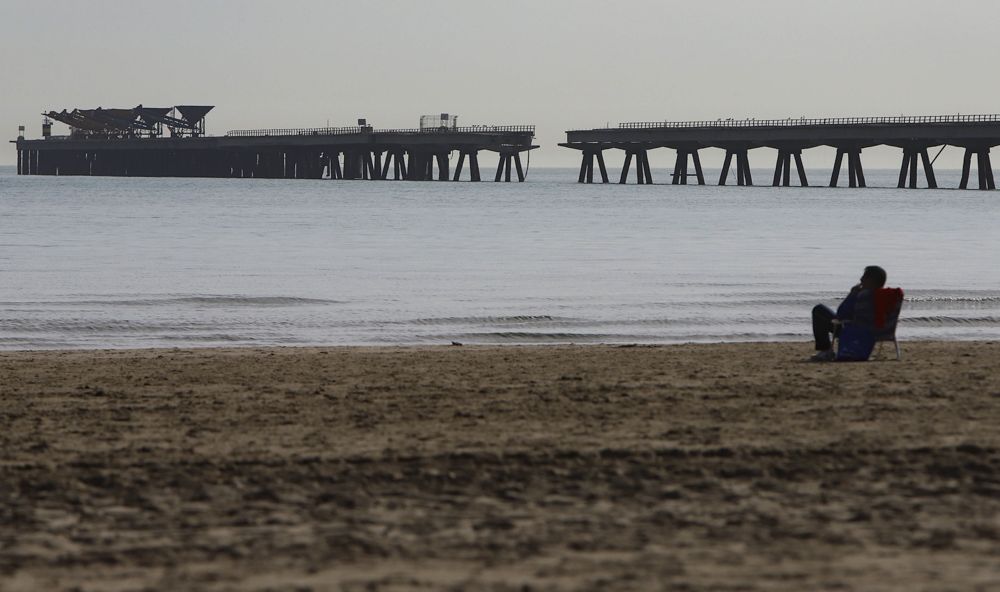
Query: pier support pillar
692 150 705 185
619 152 631 184
256 151 272 178
920 149 938 189
379 151 391 180
295 151 308 179
405 152 422 181
374 150 387 180
671 149 704 185
469 152 481 182
830 148 866 188
300 150 321 180
985 153 995 190
410 152 429 181
436 153 449 181
959 147 995 190
772 149 807 187
453 151 466 181
619 149 652 184
395 150 407 180
719 149 752 186
450 149 486 182
638 150 652 184
577 149 609 184
794 153 808 186
960 150 972 189
980 152 996 190
16 149 23 175
830 150 843 187
363 151 376 180
420 152 432 181
673 151 686 185
495 154 514 182
331 153 343 179
343 151 365 180
380 150 405 180
406 151 445 181
897 147 937 189
312 151 325 179
494 151 525 182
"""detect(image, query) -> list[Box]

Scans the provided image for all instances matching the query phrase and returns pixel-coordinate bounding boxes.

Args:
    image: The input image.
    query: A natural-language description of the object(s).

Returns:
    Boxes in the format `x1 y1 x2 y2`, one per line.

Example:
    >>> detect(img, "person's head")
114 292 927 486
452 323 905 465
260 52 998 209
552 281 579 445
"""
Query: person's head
861 265 887 289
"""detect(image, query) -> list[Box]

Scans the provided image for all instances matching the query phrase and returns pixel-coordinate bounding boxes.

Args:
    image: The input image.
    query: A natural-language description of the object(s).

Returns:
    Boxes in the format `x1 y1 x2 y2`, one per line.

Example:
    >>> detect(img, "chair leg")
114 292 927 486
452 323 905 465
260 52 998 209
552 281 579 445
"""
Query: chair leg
895 340 901 361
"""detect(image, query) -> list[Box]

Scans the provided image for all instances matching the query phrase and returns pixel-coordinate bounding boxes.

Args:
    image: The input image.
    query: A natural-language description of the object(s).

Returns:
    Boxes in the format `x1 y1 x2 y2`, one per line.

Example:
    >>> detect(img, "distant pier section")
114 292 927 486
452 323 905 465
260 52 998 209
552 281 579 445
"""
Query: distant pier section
561 115 1000 189
13 107 538 182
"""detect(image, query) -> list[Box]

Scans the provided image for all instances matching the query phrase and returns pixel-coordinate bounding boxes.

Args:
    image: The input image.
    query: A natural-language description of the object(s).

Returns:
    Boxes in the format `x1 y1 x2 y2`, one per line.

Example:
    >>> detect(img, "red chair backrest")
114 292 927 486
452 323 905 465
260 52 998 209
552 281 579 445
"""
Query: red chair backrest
874 287 904 338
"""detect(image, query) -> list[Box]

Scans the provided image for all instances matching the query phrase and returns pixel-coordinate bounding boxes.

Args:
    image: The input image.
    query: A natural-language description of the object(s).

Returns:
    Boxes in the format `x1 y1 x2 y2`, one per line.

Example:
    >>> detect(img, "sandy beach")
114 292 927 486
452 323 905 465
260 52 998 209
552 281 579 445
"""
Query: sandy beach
1 341 998 591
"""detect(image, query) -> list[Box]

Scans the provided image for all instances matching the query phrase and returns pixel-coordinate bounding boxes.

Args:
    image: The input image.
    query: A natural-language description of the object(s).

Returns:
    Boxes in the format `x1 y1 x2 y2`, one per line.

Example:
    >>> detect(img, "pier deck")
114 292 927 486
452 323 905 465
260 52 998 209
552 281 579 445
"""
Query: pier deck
561 115 1000 189
14 124 537 182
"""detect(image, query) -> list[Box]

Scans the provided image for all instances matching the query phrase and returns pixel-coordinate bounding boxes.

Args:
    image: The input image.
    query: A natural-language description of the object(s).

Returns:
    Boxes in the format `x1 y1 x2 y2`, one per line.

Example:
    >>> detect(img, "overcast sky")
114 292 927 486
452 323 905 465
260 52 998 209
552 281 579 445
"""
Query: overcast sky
3 0 1000 168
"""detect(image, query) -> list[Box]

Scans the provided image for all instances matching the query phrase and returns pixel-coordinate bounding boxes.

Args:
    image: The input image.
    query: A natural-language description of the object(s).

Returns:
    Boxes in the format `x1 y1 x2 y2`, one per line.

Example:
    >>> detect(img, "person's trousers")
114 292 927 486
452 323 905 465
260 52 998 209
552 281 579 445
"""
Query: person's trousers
812 304 839 351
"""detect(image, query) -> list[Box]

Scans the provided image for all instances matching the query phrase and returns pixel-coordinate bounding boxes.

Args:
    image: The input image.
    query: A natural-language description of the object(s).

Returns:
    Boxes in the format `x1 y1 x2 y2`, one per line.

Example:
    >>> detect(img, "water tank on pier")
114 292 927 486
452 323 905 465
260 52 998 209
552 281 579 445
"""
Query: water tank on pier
42 119 52 139
17 125 25 140
420 113 457 131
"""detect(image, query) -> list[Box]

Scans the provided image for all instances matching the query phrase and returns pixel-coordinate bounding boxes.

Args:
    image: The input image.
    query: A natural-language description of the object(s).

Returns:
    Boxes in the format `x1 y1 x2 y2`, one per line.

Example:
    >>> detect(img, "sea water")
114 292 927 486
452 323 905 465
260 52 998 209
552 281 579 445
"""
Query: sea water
1 165 998 349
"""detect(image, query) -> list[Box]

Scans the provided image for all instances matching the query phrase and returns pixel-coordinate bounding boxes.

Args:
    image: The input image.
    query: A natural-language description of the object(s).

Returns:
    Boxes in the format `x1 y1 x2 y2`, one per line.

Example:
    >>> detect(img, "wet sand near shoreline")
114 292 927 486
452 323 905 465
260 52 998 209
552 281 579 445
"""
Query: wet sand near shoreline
1 342 998 591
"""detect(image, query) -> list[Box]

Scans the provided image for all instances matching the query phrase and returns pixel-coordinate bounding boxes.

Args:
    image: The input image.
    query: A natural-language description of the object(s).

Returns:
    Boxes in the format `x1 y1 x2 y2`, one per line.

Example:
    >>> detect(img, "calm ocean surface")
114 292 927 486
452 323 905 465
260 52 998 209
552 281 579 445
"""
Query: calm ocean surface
1 165 998 350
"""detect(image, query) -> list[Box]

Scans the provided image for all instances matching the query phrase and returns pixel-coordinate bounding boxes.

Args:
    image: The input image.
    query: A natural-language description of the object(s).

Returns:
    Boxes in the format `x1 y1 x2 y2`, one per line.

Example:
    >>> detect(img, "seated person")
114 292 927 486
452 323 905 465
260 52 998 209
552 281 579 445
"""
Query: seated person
810 265 886 362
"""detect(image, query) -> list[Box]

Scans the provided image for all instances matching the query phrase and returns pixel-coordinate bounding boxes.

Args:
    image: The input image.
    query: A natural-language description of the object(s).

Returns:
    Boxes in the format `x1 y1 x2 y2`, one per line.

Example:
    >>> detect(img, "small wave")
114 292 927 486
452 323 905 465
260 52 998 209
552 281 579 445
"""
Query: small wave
902 316 1000 326
0 339 78 349
401 315 573 326
905 295 1000 304
445 330 810 344
166 296 343 307
0 295 344 308
160 334 256 342
0 319 143 332
0 319 228 333
389 315 795 330
454 332 625 343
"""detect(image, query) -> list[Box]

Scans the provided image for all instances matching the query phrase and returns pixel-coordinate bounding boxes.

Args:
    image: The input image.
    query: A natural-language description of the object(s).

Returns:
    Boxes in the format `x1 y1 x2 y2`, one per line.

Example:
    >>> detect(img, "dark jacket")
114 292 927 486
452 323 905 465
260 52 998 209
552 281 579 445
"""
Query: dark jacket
836 288 875 327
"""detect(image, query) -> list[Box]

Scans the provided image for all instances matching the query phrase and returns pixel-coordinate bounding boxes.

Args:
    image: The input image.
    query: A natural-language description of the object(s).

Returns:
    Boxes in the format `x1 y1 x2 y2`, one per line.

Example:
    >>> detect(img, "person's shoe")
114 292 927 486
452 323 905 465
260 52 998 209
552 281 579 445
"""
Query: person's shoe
809 349 836 362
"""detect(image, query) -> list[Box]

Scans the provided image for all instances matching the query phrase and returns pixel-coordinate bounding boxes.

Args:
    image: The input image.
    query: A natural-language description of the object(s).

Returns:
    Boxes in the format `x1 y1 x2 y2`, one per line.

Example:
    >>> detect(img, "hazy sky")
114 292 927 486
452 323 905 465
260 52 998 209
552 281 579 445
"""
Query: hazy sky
4 0 1000 168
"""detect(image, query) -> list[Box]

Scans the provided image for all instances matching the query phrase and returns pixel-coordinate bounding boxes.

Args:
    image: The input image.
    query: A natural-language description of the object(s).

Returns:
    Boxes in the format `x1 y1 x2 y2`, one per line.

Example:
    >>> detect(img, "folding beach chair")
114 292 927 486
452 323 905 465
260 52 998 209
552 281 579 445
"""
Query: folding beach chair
869 287 905 360
834 287 905 361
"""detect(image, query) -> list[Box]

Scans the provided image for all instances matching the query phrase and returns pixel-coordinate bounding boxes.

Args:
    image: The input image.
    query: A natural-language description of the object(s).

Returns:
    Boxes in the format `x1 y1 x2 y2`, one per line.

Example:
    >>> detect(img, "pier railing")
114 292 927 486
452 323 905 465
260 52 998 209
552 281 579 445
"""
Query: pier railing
376 125 535 134
225 126 369 137
617 114 1000 130
224 125 535 137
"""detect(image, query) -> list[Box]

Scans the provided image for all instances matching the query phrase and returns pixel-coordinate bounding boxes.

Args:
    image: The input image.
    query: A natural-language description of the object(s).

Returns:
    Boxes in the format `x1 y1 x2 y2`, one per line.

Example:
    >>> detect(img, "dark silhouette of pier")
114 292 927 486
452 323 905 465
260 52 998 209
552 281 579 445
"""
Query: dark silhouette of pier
13 107 538 182
561 115 1000 189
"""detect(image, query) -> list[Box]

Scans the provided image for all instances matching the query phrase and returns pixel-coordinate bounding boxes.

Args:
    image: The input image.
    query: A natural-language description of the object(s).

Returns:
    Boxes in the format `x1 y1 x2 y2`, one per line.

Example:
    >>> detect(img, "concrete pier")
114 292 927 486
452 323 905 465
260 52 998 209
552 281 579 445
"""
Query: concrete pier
562 114 1000 190
13 110 537 182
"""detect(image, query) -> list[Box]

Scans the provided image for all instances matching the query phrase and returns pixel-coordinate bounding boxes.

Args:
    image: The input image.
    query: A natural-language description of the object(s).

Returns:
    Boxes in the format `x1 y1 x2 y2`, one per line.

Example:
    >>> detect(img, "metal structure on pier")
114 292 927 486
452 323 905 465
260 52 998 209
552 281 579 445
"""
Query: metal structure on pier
13 108 537 182
42 105 213 139
561 114 1000 190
